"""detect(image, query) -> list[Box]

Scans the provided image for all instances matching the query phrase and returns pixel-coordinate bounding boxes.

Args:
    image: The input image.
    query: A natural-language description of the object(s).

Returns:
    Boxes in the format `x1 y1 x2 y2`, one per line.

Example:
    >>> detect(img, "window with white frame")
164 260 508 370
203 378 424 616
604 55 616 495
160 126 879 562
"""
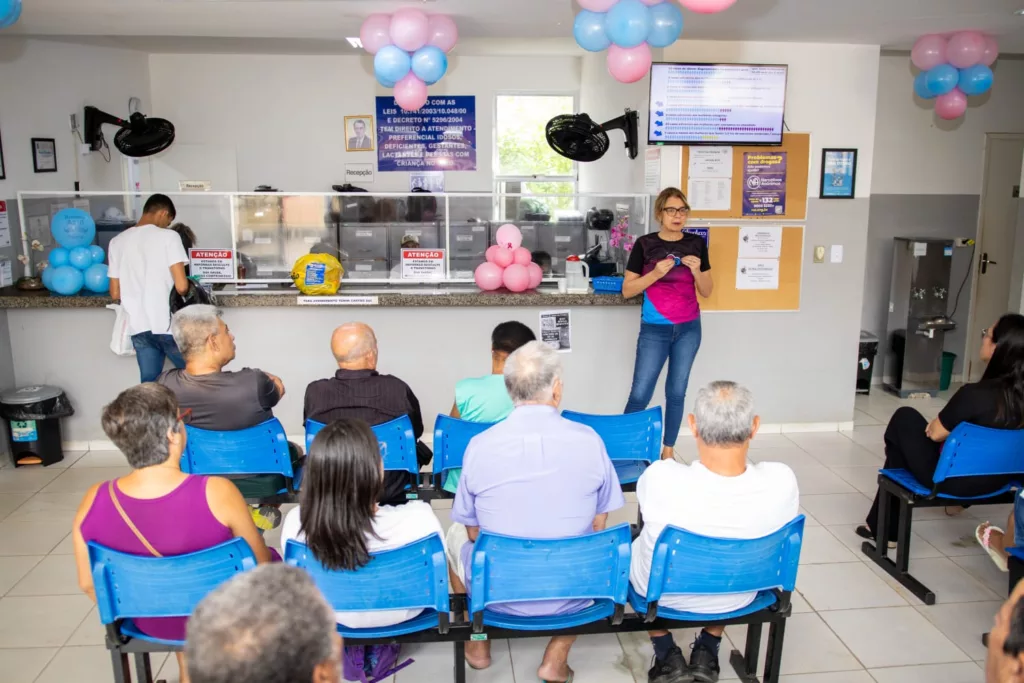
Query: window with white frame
494 94 577 219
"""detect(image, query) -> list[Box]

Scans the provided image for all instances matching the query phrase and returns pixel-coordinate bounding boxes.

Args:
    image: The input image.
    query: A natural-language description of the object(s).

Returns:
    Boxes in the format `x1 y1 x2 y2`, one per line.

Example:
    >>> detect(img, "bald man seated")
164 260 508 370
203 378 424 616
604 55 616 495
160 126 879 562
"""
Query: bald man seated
303 322 432 506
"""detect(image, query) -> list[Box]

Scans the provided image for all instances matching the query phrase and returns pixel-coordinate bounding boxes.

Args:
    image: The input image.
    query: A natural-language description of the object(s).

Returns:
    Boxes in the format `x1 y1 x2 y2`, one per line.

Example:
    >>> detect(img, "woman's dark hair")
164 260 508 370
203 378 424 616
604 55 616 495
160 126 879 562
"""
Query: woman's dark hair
171 223 196 251
492 321 536 355
298 418 382 571
981 313 1024 427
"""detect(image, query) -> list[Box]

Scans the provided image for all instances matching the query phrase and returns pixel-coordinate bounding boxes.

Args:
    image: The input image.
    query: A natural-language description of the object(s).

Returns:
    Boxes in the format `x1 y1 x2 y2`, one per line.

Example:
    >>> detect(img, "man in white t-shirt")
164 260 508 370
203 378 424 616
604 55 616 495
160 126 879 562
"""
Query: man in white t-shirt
107 194 191 382
632 381 799 683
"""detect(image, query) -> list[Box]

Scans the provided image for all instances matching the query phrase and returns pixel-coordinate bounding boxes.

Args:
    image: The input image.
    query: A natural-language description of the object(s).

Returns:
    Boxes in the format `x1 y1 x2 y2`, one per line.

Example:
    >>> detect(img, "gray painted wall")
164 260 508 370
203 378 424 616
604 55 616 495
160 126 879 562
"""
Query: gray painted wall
0 311 13 466
861 194 979 377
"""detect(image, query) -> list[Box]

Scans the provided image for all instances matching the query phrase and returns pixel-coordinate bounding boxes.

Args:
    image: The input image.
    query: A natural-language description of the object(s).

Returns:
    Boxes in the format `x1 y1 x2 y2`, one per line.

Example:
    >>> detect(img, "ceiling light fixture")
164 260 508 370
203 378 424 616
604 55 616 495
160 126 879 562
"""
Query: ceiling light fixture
1015 8 1024 14
346 37 363 48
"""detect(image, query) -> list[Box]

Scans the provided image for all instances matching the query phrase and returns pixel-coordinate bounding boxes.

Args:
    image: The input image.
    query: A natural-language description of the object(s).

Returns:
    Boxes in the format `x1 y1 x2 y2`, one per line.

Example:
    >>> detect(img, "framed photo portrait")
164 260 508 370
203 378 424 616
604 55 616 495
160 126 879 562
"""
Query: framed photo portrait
345 115 375 153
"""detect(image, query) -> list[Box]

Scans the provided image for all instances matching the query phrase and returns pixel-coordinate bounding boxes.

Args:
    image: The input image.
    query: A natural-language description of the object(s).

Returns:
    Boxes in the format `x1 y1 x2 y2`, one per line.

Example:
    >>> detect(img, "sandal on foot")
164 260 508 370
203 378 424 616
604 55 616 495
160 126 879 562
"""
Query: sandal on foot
856 525 896 549
975 523 1009 572
541 673 574 683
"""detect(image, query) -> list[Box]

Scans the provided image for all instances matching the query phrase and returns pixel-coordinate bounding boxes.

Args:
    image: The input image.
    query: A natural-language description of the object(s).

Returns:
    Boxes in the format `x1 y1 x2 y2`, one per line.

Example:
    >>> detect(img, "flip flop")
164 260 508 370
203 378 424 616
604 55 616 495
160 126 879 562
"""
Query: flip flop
976 522 1009 572
541 673 574 683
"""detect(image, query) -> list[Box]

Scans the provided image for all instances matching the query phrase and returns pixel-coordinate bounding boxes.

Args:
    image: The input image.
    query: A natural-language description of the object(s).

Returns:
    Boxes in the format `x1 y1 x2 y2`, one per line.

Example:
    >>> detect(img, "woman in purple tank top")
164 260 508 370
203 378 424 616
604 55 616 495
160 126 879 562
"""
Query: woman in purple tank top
72 384 273 683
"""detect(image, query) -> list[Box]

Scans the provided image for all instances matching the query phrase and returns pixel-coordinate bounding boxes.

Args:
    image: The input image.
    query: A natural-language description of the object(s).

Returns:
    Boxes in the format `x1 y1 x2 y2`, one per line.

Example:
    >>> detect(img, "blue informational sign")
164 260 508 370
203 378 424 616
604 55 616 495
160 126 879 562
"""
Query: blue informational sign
11 420 37 442
821 149 857 199
376 96 477 172
683 227 709 245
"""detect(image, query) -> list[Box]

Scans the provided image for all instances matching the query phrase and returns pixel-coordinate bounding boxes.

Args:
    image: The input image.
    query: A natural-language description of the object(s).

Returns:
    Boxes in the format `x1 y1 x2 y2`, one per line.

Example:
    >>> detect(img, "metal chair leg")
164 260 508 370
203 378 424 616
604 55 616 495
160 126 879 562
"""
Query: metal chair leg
132 653 154 683
454 641 467 683
861 489 936 604
728 622 762 682
110 650 131 683
761 619 787 683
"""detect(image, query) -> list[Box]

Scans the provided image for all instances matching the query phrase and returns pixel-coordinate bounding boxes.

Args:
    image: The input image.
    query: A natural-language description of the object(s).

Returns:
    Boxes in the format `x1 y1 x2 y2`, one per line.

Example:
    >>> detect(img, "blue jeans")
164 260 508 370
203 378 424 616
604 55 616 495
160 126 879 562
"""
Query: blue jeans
131 332 185 383
624 319 702 447
1015 490 1024 548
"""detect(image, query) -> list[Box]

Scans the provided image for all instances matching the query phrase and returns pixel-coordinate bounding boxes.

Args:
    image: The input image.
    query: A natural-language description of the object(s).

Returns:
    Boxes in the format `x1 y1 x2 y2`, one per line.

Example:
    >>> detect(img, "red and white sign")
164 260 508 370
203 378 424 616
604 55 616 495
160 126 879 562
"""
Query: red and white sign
401 248 445 280
0 201 10 249
189 249 235 282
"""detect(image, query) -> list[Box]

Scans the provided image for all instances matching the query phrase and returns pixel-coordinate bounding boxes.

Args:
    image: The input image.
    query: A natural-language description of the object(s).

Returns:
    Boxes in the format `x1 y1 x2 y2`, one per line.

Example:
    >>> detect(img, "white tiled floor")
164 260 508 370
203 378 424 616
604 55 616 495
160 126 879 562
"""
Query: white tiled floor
0 389 999 682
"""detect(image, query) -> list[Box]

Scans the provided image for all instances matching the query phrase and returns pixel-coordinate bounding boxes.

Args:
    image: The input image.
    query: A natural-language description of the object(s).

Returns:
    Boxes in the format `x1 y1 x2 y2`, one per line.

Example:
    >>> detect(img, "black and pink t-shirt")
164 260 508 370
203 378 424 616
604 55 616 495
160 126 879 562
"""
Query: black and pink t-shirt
625 233 711 325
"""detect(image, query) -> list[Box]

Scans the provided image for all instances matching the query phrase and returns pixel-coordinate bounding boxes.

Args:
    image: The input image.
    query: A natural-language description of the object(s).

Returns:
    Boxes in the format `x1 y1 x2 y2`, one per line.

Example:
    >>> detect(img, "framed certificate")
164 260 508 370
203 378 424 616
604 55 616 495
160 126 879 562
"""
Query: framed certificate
32 137 57 173
820 148 857 199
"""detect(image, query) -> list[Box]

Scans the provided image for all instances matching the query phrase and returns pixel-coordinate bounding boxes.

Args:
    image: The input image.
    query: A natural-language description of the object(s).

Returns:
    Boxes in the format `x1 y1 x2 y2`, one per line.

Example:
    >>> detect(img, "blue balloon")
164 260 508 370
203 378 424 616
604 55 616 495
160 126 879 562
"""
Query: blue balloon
959 64 994 96
51 208 96 249
50 266 84 296
83 263 110 293
574 10 611 52
377 74 396 88
924 64 959 97
913 72 936 99
411 46 448 86
0 1 21 29
647 2 683 49
41 265 55 290
606 0 651 49
89 245 105 264
374 45 412 85
48 247 70 268
68 246 93 270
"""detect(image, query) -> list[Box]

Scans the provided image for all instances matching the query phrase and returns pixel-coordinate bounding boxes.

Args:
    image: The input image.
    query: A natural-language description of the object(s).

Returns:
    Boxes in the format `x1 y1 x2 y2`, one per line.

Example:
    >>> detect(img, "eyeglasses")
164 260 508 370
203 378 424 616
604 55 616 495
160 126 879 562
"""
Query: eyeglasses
662 207 691 217
982 328 991 340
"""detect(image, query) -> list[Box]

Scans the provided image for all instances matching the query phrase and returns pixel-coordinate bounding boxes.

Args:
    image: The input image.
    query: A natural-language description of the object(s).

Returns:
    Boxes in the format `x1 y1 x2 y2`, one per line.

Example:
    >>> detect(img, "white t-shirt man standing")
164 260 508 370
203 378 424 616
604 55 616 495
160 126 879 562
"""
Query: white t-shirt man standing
107 194 191 383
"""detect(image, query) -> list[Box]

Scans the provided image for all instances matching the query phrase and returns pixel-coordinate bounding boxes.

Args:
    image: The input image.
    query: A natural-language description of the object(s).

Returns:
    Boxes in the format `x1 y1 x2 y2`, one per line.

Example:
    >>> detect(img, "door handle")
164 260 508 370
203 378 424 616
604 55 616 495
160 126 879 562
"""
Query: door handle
981 253 998 275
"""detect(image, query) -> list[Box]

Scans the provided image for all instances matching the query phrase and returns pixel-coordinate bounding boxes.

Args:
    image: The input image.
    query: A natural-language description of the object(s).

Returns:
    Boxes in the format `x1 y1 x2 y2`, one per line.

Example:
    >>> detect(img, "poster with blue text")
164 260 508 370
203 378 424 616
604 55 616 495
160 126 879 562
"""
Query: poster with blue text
821 149 856 198
742 151 787 217
376 96 476 172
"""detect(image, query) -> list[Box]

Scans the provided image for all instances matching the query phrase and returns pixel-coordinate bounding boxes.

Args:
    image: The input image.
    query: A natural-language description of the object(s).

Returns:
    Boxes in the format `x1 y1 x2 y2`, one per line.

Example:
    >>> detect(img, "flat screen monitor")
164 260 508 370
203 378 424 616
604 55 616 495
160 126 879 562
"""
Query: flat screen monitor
648 63 788 146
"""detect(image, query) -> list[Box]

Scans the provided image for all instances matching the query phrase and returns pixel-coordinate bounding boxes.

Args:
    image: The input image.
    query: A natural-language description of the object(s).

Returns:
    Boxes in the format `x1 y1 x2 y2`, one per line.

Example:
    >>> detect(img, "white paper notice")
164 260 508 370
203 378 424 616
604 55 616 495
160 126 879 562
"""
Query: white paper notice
644 148 661 193
738 226 782 259
0 201 10 248
0 259 11 288
736 259 780 290
913 242 927 257
540 310 572 353
689 147 733 178
687 178 732 211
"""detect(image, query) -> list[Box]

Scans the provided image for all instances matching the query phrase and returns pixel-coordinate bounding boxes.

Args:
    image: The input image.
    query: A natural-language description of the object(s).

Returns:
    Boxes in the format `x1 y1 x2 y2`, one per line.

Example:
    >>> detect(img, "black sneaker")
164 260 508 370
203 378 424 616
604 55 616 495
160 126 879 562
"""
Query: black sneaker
648 645 694 683
688 642 720 683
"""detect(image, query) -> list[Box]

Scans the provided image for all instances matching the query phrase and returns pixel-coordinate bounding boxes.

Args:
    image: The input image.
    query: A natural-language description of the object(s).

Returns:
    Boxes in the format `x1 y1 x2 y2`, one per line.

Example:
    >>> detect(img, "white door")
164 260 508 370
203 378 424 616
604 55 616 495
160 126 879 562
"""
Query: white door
966 134 1024 380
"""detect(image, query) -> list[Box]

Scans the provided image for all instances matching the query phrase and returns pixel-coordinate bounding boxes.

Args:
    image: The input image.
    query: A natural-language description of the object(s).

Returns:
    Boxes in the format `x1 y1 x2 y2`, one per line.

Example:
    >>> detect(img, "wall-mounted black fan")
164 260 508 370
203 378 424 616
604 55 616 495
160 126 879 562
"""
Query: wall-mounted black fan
83 105 175 158
545 108 638 163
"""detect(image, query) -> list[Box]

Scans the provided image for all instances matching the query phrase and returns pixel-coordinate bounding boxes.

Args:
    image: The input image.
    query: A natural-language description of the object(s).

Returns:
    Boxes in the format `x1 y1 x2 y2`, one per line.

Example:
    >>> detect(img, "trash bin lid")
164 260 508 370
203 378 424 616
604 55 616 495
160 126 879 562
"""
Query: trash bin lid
860 331 879 343
0 385 64 405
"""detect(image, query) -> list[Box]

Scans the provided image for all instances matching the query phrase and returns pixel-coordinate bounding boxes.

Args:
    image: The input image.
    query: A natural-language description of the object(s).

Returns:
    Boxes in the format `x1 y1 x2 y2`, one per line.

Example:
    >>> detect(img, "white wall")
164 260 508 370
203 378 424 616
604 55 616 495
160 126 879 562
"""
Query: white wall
872 55 1024 195
147 53 581 193
0 38 151 194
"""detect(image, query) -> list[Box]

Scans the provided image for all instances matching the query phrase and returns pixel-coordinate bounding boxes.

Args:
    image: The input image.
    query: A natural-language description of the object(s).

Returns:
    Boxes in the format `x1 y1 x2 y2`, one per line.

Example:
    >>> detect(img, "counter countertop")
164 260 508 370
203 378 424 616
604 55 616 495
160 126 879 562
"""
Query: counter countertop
0 287 638 309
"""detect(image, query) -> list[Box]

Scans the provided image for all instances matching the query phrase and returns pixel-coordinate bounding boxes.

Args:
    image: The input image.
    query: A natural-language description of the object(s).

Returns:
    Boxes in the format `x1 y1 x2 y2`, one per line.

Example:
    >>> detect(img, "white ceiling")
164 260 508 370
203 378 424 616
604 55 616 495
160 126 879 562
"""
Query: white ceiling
4 0 1024 53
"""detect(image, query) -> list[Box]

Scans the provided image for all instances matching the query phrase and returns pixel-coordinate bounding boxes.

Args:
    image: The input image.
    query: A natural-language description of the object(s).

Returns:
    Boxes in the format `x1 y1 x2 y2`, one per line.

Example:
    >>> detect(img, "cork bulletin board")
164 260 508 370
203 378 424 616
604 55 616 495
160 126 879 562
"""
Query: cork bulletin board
698 226 804 312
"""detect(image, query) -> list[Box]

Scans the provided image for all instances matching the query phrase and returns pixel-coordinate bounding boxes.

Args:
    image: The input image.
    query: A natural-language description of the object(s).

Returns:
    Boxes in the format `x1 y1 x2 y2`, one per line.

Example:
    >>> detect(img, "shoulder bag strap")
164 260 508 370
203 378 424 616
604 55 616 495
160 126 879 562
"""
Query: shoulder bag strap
107 480 163 557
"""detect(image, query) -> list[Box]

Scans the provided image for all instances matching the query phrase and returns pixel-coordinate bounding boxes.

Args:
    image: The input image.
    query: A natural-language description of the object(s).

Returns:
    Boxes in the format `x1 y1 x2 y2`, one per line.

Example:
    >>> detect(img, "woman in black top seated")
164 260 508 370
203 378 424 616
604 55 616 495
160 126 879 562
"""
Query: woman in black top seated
858 313 1024 543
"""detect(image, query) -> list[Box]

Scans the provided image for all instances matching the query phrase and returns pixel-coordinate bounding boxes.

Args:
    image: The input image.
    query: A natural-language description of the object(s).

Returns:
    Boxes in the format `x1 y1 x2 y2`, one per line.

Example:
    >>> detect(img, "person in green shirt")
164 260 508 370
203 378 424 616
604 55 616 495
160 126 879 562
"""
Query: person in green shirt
444 321 536 493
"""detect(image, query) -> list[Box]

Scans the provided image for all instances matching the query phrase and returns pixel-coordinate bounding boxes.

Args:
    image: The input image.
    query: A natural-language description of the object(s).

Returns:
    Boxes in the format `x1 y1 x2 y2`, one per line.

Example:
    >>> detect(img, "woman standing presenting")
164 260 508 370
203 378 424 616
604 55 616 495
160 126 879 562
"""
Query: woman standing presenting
623 188 713 460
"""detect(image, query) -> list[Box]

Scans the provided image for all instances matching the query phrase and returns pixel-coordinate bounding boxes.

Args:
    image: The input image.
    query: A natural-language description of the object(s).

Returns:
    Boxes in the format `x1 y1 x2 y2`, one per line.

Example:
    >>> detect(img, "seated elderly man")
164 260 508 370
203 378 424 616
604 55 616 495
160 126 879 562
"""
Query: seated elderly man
186 564 342 683
304 322 431 506
448 340 625 683
631 381 799 683
159 305 296 529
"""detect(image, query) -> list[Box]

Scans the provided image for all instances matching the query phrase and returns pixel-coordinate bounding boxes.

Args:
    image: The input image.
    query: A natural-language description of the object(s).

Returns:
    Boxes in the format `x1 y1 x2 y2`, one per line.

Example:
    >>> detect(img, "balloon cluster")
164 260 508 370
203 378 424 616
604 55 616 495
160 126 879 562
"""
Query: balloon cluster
473 224 544 293
911 32 998 121
361 10 458 112
573 0 735 84
41 209 110 296
0 0 21 29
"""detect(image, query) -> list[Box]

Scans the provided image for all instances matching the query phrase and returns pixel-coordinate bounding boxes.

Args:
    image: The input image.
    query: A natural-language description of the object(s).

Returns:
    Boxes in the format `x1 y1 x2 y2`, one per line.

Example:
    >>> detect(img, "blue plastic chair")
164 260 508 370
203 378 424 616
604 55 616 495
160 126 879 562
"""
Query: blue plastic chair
432 414 497 488
562 408 662 486
183 418 298 501
305 415 419 479
628 516 804 623
468 524 632 632
284 535 450 639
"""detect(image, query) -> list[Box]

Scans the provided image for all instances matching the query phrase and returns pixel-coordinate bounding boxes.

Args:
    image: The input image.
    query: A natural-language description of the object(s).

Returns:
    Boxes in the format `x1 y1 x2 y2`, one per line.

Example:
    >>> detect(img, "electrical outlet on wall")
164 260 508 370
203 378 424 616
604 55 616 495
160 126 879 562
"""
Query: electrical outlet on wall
813 246 826 263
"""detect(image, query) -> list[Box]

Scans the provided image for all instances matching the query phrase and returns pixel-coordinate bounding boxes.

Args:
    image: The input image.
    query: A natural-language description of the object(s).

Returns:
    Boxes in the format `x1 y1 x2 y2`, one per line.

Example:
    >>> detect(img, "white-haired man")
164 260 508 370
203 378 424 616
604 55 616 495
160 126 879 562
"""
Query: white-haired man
632 381 799 683
448 340 625 683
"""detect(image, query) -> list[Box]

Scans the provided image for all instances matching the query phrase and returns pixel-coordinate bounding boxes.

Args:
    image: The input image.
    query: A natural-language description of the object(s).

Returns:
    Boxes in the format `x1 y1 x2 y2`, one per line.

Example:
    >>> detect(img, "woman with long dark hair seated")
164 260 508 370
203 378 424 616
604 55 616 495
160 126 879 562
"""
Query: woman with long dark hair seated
858 313 1024 544
280 418 444 628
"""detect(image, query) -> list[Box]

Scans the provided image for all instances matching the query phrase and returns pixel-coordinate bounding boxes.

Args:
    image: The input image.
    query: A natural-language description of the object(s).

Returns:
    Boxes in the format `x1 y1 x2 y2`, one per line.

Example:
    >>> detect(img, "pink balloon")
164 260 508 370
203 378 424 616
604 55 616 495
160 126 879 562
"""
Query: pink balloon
492 246 514 268
512 247 532 266
678 0 737 13
947 31 986 69
394 73 428 112
495 224 523 250
607 43 652 84
427 14 459 53
502 264 530 293
360 14 393 55
935 88 968 120
526 262 544 290
485 245 502 264
911 34 948 71
390 7 430 52
578 0 619 10
980 36 999 67
474 262 504 291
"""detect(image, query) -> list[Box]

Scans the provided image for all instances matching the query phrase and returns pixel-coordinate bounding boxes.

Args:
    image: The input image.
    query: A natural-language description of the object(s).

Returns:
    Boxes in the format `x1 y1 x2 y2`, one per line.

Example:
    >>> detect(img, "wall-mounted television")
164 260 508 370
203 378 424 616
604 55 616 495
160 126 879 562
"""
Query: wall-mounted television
648 63 788 146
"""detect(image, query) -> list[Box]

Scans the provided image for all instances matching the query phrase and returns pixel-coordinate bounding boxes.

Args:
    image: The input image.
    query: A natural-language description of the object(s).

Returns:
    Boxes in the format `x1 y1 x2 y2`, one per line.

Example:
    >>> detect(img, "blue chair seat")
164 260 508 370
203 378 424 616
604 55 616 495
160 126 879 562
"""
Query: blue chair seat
628 585 779 622
880 468 1018 500
337 609 443 640
119 620 185 648
614 461 650 486
562 408 662 487
1008 547 1024 563
479 600 613 631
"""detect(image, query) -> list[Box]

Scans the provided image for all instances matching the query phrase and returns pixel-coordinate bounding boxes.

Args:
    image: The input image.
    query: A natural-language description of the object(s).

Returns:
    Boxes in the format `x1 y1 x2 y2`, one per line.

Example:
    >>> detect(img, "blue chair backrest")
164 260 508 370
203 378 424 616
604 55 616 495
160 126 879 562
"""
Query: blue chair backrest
933 423 1024 484
469 524 631 614
561 408 662 464
184 418 293 478
285 535 449 615
89 538 257 625
432 414 497 476
305 415 418 476
644 516 804 604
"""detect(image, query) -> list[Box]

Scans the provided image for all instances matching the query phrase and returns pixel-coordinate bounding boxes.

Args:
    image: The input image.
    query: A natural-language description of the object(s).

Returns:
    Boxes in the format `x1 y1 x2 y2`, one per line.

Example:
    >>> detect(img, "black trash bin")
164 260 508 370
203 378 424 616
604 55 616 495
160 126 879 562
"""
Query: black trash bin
0 386 74 467
857 331 880 395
